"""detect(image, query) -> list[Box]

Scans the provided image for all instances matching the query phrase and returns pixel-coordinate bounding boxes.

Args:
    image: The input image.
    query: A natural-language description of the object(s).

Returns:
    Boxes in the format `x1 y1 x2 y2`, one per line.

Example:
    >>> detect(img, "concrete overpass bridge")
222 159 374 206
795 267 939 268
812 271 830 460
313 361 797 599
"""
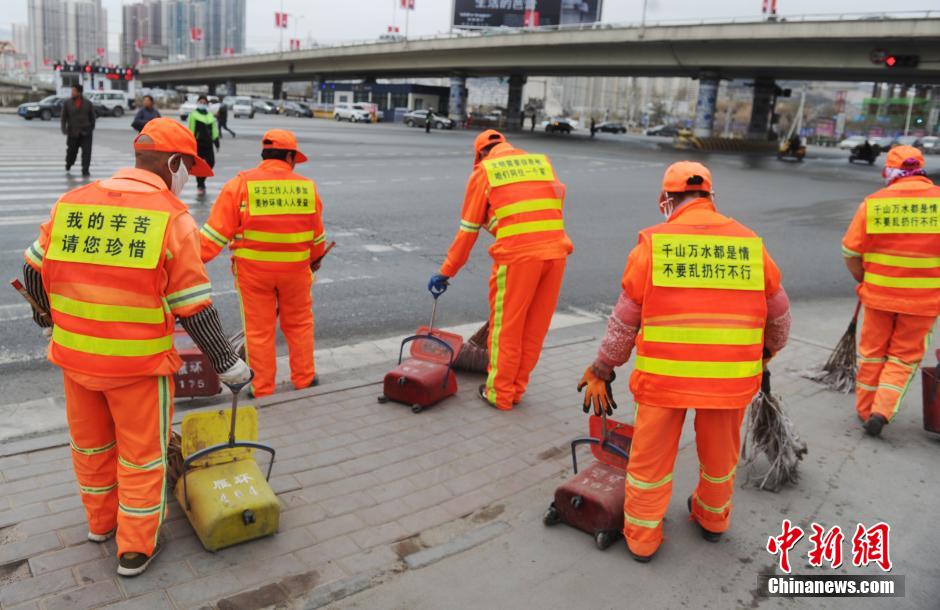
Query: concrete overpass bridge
140 14 940 135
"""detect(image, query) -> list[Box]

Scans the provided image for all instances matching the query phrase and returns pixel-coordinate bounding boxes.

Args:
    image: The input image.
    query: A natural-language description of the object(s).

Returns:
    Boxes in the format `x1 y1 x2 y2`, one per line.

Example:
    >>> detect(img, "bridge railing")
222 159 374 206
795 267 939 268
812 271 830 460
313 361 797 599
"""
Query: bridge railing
141 10 940 69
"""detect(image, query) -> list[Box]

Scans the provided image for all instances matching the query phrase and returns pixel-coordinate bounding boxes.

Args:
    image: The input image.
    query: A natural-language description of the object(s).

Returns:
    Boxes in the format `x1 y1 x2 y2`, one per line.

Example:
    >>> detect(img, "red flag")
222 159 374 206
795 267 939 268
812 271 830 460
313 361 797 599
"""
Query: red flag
190 27 203 41
96 47 105 57
66 53 75 62
400 0 414 9
275 12 288 28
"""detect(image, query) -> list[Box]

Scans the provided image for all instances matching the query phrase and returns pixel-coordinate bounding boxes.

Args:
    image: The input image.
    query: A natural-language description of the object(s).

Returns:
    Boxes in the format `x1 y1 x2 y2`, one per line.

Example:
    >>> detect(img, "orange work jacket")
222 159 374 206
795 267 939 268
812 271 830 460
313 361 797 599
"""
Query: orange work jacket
440 143 573 277
842 175 940 316
623 199 783 409
24 168 214 377
200 159 326 272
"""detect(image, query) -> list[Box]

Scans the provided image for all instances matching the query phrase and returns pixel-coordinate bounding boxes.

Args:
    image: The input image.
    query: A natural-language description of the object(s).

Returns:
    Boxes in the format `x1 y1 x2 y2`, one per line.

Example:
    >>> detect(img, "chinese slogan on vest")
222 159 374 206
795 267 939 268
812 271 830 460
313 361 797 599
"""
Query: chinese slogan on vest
483 154 555 187
247 180 316 216
652 234 764 290
866 197 940 234
46 203 169 269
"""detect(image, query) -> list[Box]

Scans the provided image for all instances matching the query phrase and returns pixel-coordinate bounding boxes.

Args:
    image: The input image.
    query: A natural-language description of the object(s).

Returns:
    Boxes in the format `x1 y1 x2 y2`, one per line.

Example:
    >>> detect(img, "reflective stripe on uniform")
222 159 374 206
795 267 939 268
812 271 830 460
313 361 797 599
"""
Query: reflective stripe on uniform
118 502 163 517
232 248 310 263
700 465 736 485
856 382 878 392
493 198 563 220
694 495 731 514
857 355 886 364
864 272 940 289
642 326 763 346
496 219 565 239
118 454 163 471
626 472 672 490
634 356 762 379
488 217 498 232
53 326 172 357
244 229 315 244
25 240 44 267
200 224 228 248
70 438 116 455
50 293 165 324
155 375 170 546
864 252 940 269
166 283 213 310
80 483 117 495
486 265 508 403
841 245 861 258
886 356 916 369
313 233 327 245
459 220 480 233
624 512 661 528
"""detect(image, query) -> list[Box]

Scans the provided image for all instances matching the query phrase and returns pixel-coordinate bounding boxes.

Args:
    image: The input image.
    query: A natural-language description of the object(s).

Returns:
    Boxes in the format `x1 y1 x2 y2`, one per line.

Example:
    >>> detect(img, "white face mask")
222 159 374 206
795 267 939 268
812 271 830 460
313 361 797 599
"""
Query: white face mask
168 154 189 195
659 195 676 221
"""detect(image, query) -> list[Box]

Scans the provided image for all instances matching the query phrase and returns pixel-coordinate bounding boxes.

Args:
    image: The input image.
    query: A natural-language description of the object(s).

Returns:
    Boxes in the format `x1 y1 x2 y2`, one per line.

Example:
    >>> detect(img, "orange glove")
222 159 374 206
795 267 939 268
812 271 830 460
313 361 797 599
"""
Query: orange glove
578 367 617 416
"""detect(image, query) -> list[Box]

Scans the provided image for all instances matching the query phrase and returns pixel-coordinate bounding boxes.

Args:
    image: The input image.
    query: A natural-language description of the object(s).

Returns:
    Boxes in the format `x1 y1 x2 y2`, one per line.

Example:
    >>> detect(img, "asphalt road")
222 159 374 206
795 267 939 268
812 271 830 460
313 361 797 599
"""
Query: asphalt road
0 112 890 406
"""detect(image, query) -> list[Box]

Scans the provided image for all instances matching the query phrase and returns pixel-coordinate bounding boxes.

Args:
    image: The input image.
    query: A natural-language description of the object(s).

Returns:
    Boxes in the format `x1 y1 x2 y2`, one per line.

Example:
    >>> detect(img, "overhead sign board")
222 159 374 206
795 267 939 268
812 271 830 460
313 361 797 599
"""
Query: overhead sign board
452 0 603 29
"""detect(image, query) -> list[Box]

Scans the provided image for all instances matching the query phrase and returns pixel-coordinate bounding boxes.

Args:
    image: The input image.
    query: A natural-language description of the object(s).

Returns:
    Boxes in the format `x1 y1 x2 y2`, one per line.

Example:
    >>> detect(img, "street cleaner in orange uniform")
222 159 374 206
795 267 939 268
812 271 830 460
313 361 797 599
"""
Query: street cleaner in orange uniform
199 130 326 398
21 118 251 577
842 145 939 437
430 130 573 409
577 162 791 562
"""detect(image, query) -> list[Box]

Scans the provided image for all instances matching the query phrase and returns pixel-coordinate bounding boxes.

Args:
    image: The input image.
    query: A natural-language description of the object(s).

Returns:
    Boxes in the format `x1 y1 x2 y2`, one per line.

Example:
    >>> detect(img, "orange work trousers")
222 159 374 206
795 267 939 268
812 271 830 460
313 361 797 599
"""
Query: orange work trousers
485 257 566 409
63 371 173 557
856 306 935 422
624 404 746 557
234 262 315 398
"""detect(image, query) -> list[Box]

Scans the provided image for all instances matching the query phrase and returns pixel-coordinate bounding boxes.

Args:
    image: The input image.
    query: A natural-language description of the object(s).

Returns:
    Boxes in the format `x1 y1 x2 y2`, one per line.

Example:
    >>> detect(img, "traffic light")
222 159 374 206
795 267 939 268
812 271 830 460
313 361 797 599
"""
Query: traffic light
884 54 919 68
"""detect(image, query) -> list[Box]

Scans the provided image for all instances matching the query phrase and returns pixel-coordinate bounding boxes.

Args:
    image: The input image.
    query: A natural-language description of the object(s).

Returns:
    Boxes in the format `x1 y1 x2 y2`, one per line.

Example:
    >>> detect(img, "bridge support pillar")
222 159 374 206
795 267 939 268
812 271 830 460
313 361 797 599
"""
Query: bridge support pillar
448 76 467 125
692 72 719 138
273 80 283 100
226 79 236 96
207 83 217 96
748 77 775 140
506 75 526 131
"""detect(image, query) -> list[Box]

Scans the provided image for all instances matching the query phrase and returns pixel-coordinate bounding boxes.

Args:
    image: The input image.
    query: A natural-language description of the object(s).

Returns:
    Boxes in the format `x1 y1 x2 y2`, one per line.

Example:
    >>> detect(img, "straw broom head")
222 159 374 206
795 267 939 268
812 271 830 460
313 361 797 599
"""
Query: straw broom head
743 370 808 492
802 303 859 394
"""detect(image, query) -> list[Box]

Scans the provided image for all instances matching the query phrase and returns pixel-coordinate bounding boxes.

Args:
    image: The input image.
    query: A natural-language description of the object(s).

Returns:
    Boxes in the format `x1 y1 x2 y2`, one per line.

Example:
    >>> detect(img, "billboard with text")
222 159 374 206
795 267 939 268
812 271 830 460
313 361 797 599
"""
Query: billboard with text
452 0 602 29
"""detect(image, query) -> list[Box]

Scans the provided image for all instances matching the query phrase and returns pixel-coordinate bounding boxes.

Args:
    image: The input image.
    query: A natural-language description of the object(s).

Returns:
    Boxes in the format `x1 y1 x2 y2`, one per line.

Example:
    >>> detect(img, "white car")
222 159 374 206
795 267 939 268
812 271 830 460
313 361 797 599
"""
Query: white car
922 136 939 155
333 103 372 123
179 95 221 121
838 135 867 150
87 90 131 117
225 96 255 119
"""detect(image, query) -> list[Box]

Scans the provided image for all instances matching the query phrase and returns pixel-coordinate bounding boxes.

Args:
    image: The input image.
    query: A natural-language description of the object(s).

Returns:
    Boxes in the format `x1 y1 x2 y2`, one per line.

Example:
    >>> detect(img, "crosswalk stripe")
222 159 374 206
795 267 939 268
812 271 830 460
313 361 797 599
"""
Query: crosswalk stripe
0 215 49 226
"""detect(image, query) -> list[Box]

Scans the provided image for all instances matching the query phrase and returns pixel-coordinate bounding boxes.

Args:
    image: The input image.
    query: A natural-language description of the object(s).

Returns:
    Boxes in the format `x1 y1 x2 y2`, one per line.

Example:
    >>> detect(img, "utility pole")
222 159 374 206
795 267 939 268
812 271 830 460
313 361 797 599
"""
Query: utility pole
904 90 915 136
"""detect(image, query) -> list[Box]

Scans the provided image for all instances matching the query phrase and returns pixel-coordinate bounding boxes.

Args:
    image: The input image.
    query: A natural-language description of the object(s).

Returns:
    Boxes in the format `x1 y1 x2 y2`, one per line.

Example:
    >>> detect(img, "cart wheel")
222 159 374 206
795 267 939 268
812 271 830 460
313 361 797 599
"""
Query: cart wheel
542 505 561 526
411 404 423 414
595 531 614 550
570 495 583 509
377 395 389 404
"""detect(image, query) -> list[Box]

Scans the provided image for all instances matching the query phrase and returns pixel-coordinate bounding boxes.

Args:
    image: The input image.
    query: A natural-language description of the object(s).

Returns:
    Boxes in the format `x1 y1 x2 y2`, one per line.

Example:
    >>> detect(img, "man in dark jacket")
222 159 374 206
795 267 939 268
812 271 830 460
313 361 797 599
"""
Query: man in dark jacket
61 84 95 177
217 100 235 138
187 95 220 196
131 95 161 132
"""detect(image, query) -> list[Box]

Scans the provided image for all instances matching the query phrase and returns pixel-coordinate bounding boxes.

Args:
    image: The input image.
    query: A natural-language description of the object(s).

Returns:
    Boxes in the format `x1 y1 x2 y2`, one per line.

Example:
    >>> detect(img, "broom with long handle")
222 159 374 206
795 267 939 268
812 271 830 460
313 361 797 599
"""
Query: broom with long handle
743 368 808 492
803 301 861 393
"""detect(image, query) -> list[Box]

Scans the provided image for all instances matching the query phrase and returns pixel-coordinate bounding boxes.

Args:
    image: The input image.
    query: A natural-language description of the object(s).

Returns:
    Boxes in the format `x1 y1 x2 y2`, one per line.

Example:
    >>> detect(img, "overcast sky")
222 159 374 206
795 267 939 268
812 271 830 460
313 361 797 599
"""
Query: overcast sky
5 0 938 52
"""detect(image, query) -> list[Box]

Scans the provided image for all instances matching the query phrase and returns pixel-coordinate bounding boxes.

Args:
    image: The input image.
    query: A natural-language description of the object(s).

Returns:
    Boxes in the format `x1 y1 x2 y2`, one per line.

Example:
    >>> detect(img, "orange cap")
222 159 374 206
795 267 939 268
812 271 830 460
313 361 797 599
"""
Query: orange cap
885 145 924 170
133 117 213 178
473 129 506 165
262 129 308 163
661 161 712 193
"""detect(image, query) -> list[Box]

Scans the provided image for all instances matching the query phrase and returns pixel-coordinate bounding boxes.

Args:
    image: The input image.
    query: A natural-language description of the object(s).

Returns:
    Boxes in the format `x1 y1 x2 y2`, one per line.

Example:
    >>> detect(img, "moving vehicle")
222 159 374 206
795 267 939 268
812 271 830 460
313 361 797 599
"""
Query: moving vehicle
645 124 681 137
596 121 627 134
838 135 867 150
87 90 132 117
849 142 879 165
402 109 454 129
17 95 64 121
544 117 575 134
225 96 255 119
922 136 939 154
252 99 278 115
334 103 373 123
179 95 221 120
282 101 313 118
777 137 806 162
870 136 897 152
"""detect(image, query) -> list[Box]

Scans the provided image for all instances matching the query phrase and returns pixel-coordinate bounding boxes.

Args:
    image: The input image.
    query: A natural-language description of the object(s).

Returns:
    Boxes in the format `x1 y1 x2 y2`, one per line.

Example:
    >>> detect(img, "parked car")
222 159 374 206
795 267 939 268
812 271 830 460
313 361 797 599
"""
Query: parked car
17 95 64 121
224 96 254 119
402 109 453 129
334 103 373 123
922 136 940 154
282 101 313 118
544 117 575 134
645 124 681 137
252 99 278 115
870 136 897 153
895 135 923 149
87 90 132 117
838 135 867 150
596 121 627 134
179 95 221 120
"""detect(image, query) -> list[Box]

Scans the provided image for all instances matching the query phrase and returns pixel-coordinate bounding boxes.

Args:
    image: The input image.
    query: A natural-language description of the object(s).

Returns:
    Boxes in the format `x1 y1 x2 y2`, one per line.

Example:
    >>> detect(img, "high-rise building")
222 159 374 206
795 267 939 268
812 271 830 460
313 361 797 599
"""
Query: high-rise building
27 0 107 70
122 0 245 64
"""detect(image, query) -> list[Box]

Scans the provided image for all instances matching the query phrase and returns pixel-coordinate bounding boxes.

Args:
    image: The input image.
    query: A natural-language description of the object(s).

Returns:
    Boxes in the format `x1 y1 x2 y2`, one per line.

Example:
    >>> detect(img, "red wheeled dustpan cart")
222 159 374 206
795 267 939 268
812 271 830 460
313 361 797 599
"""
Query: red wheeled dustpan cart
173 328 222 398
544 414 634 550
923 349 940 434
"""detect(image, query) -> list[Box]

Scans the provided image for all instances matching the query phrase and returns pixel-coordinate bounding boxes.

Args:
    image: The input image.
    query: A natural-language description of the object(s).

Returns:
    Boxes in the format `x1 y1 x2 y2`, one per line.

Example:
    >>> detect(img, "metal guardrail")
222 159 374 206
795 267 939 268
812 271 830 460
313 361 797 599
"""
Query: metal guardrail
141 10 940 69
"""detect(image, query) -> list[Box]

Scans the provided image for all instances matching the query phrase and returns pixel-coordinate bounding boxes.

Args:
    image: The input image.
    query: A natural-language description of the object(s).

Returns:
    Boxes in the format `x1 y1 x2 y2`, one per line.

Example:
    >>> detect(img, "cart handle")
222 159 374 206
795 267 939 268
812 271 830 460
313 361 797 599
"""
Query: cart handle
397 334 456 389
181 441 276 511
569 437 630 474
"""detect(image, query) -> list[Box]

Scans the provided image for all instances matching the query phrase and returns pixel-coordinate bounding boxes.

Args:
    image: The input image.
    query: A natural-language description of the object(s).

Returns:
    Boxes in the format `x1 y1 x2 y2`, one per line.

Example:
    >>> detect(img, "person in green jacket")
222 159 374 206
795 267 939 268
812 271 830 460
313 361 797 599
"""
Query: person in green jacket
188 95 220 196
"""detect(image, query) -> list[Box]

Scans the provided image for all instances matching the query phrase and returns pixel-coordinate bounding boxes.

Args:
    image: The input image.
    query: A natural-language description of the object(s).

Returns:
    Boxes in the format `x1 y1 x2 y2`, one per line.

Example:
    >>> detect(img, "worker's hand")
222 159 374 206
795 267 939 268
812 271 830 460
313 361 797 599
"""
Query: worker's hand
214 140 220 151
310 260 322 273
42 326 53 339
428 274 449 298
578 367 617 416
218 358 253 392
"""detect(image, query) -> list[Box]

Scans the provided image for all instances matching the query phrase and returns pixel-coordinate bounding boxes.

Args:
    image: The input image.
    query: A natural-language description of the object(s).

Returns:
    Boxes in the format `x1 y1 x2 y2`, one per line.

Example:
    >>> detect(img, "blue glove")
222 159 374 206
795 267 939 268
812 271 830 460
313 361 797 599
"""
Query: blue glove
428 273 450 298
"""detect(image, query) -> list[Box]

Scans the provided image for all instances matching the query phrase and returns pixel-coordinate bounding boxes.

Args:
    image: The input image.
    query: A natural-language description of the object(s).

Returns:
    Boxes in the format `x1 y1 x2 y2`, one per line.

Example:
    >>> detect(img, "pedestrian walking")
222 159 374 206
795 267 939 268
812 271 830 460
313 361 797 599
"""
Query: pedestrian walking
530 111 537 132
218 100 236 138
590 117 597 138
131 95 161 132
841 146 940 437
61 84 95 177
187 95 219 196
425 111 432 133
429 130 573 410
578 161 791 562
199 130 327 398
20 118 251 577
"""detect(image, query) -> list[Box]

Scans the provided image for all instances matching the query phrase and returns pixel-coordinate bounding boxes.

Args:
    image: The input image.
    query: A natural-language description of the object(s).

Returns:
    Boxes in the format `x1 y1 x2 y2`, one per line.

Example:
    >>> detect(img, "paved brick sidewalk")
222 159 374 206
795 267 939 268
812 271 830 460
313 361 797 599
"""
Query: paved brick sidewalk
0 319 935 610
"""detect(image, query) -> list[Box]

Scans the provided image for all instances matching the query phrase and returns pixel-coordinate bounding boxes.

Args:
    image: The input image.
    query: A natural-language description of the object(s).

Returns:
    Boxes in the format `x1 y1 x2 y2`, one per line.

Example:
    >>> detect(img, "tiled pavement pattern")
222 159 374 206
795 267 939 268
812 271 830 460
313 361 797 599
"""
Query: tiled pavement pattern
0 330 912 609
